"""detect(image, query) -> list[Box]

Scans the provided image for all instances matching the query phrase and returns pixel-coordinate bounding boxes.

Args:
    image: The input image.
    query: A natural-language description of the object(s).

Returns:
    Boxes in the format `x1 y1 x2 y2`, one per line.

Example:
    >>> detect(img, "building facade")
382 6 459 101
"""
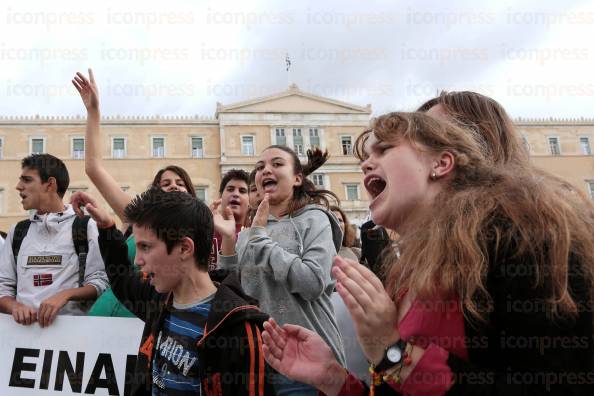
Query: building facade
0 86 592 232
0 85 372 231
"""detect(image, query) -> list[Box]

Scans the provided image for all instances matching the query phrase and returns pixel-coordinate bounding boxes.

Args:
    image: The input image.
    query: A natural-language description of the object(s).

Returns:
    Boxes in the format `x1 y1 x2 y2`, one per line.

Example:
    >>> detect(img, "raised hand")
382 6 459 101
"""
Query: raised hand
332 255 400 365
72 68 99 112
262 319 347 396
251 193 269 228
70 191 113 228
209 199 236 238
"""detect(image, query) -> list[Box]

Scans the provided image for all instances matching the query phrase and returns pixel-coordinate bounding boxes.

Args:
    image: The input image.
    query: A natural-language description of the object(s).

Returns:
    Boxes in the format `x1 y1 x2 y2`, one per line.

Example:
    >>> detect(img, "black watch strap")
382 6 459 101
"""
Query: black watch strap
375 339 407 372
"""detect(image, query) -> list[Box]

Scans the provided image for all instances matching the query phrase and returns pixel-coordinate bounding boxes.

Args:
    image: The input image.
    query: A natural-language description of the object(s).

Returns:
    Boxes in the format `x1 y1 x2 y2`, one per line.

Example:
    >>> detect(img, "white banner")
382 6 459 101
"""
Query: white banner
0 313 144 396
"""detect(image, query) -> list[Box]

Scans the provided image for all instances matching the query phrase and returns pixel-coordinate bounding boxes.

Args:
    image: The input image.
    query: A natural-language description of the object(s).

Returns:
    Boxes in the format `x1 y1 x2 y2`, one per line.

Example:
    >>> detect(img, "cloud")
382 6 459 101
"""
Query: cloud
0 0 592 118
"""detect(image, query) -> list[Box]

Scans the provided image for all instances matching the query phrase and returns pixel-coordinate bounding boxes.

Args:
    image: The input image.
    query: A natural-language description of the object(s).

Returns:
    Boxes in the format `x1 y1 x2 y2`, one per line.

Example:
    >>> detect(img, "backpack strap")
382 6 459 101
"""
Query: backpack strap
72 216 90 287
12 219 32 264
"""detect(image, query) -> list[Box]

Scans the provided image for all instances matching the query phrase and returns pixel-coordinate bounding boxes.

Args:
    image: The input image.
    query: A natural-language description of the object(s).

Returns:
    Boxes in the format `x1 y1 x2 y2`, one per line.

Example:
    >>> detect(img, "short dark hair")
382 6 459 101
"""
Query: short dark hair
124 188 213 271
21 154 69 198
219 169 249 195
152 165 196 198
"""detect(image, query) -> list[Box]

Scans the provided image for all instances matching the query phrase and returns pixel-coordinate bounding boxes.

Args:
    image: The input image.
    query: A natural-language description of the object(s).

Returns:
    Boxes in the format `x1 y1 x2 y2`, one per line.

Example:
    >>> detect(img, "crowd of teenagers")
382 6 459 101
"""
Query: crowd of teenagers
0 68 591 396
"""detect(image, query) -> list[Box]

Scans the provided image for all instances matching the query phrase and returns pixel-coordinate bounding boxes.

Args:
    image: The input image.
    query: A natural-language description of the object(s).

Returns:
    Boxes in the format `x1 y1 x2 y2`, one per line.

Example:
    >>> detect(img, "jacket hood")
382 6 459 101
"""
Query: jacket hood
199 272 268 344
30 204 76 223
290 204 343 252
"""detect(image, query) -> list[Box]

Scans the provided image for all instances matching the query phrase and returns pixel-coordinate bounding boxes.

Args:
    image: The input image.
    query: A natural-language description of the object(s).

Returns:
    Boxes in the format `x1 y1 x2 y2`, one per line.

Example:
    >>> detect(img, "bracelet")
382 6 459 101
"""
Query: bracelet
369 338 415 389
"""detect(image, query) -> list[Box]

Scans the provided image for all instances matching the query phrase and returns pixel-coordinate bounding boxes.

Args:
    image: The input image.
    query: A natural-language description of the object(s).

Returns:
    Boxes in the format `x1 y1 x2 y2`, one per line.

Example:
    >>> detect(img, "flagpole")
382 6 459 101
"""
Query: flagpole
286 53 292 87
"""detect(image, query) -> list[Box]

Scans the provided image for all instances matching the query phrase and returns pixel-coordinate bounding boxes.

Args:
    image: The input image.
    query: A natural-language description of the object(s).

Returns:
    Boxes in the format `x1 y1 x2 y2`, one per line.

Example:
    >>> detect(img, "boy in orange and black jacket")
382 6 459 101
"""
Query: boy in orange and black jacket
73 188 274 396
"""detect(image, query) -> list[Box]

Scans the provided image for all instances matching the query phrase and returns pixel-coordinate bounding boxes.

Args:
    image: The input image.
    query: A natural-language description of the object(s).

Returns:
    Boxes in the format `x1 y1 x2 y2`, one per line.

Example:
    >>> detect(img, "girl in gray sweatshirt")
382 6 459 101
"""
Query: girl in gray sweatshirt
217 146 346 395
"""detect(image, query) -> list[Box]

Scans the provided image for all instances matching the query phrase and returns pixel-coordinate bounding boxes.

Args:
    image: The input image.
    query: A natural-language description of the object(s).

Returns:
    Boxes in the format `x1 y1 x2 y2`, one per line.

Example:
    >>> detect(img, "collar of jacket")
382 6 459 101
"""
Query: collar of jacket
30 204 74 223
146 272 267 349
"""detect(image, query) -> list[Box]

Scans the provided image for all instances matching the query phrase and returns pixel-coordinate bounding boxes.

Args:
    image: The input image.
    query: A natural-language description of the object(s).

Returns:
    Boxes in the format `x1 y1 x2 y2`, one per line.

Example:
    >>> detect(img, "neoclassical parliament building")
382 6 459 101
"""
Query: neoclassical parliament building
0 85 593 231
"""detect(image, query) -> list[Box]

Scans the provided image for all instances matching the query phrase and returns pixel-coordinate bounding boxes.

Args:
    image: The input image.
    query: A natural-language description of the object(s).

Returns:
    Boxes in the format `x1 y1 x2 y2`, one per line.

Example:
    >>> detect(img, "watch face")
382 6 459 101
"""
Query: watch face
386 346 402 363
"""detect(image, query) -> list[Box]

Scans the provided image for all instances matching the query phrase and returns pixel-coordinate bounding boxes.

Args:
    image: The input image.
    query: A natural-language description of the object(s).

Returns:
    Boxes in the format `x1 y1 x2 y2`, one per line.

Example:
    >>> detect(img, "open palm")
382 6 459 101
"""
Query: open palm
210 199 236 238
262 319 342 389
72 69 99 111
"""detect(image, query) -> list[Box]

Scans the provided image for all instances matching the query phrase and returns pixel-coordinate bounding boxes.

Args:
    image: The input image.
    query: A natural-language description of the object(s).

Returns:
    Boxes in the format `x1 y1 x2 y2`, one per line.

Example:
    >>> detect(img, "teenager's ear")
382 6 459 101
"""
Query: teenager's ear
294 173 303 188
433 151 455 178
179 236 195 260
46 176 58 194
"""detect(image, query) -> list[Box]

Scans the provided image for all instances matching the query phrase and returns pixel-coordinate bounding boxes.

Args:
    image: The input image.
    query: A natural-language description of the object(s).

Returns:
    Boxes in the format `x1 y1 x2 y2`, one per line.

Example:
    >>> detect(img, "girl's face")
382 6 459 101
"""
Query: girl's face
360 132 435 232
159 170 188 193
248 182 261 209
332 210 345 234
255 148 302 209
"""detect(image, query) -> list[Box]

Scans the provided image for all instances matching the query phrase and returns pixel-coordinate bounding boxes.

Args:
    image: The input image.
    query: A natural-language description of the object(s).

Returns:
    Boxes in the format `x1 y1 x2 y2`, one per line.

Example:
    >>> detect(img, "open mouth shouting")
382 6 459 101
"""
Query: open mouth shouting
142 271 155 283
364 174 387 206
227 198 242 208
261 177 278 194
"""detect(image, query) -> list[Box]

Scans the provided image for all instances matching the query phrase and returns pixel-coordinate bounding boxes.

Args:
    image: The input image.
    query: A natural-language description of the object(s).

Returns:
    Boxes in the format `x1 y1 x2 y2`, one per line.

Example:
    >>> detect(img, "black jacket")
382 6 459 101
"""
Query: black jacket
98 225 275 396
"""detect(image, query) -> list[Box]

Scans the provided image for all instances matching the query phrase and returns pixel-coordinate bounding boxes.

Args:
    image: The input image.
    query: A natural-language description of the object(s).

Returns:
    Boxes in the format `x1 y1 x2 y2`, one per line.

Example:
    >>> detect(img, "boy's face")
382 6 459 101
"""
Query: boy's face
133 225 184 293
221 179 249 223
16 167 48 211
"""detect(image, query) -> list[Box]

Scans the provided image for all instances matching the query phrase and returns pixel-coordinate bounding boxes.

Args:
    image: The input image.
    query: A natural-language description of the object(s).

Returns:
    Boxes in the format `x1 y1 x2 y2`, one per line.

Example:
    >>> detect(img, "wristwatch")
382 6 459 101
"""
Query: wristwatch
374 339 407 372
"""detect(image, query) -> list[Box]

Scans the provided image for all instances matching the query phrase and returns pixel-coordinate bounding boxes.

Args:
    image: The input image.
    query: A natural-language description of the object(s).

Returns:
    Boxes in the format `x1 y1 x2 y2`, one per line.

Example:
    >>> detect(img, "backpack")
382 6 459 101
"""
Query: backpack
12 216 90 287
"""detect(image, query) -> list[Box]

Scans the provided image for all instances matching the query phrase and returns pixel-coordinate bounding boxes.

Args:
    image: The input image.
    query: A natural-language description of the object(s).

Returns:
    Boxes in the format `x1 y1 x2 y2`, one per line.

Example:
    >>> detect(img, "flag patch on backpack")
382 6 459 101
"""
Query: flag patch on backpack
33 274 53 286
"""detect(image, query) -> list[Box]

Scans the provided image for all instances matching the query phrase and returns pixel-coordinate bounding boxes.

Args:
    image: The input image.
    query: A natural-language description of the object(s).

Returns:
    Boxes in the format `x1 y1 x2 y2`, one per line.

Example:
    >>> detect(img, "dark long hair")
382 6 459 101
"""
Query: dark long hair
330 205 355 247
152 165 196 198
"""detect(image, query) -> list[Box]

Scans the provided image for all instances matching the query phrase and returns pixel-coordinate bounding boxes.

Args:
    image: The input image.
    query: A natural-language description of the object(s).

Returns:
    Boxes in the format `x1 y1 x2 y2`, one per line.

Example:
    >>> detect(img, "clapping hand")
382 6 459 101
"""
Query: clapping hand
251 193 270 228
262 318 347 396
209 199 236 238
332 255 400 365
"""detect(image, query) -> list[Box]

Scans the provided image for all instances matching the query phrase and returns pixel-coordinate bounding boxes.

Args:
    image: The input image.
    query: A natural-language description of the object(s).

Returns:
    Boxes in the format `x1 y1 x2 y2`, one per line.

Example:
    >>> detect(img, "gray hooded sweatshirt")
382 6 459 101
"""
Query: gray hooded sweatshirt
219 204 346 365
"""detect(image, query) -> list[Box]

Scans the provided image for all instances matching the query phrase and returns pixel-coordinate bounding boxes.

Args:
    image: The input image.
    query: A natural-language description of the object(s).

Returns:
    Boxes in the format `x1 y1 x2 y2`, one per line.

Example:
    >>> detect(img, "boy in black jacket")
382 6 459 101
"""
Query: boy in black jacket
72 189 274 396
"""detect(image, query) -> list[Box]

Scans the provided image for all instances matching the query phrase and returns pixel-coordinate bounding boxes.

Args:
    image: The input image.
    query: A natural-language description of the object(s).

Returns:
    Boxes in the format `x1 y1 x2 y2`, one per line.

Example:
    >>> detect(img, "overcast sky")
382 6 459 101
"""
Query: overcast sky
1 0 593 119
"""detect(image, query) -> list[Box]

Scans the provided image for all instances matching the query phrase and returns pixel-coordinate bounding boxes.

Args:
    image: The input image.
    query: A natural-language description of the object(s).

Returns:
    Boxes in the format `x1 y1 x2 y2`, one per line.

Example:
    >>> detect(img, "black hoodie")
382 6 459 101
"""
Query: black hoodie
97 225 275 396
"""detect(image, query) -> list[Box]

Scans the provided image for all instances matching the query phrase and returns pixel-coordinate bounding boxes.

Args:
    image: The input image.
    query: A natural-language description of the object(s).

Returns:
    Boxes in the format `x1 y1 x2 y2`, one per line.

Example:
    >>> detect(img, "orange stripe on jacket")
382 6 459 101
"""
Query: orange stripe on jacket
245 322 256 396
255 326 265 396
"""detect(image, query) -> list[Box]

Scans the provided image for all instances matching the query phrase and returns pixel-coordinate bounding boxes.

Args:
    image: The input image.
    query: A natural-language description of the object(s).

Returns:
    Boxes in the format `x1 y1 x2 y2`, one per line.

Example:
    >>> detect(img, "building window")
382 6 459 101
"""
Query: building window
0 137 3 159
30 137 46 154
112 137 127 158
548 137 560 156
275 128 286 146
345 183 360 201
241 135 255 156
151 137 165 158
71 137 85 160
191 137 204 158
195 186 208 203
309 128 320 148
293 128 304 155
312 173 325 188
341 136 353 155
579 137 591 155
